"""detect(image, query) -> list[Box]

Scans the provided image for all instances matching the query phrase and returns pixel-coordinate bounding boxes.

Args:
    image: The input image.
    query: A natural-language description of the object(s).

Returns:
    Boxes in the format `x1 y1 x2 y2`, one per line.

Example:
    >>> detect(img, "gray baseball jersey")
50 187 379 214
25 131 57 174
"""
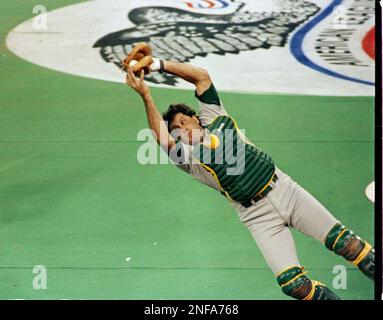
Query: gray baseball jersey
168 84 339 275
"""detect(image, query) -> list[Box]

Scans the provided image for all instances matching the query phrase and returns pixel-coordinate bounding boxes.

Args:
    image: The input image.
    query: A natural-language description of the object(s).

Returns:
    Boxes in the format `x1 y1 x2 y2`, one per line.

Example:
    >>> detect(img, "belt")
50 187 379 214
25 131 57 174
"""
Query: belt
240 174 279 208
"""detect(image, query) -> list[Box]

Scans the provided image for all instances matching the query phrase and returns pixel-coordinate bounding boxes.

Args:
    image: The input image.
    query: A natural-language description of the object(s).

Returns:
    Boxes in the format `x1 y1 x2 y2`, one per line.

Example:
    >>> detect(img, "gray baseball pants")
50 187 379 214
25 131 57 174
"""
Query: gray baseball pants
230 167 339 275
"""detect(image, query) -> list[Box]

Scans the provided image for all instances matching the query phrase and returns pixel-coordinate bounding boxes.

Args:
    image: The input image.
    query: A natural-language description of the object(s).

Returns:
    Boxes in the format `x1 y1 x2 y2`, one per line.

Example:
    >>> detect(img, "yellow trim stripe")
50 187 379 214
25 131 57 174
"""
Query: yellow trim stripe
275 265 303 278
196 115 275 201
332 229 347 250
229 115 257 148
352 242 372 266
256 173 275 197
323 223 339 244
205 115 258 149
228 115 275 197
281 273 307 288
192 156 233 201
303 280 322 300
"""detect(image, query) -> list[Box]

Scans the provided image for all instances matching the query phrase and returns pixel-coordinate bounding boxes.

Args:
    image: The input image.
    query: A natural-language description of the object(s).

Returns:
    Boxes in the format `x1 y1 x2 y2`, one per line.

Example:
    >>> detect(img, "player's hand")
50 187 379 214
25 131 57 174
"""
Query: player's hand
126 69 150 97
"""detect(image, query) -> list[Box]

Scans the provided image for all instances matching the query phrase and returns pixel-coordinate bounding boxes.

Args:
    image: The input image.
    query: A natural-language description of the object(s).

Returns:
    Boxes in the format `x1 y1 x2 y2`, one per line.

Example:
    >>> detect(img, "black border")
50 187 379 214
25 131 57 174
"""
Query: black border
0 1 381 308
375 0 382 301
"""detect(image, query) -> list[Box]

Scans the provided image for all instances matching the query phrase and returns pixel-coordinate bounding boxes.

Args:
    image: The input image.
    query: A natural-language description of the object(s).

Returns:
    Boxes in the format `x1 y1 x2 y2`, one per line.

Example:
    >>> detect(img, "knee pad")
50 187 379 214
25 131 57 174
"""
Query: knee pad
325 223 374 279
277 266 341 300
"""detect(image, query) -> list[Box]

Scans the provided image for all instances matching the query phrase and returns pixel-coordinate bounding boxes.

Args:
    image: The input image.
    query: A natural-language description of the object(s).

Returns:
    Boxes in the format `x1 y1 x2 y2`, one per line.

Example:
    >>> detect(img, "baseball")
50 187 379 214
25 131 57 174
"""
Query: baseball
129 59 138 68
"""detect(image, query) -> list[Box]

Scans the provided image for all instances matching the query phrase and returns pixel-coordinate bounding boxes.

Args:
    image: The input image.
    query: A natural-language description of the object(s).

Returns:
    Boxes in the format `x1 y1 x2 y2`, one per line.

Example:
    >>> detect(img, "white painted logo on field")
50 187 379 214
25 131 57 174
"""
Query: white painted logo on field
6 0 374 96
294 0 375 88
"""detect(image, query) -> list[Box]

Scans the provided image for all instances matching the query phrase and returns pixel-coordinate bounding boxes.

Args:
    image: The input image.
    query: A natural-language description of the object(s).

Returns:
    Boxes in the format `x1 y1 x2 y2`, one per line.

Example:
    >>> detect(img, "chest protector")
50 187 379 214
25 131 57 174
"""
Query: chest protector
192 115 275 202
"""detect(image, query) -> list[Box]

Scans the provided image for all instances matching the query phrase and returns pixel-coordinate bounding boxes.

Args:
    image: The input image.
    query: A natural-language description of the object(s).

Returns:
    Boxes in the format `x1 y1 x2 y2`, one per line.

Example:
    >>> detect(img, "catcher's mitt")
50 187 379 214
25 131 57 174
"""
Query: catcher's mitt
123 42 153 76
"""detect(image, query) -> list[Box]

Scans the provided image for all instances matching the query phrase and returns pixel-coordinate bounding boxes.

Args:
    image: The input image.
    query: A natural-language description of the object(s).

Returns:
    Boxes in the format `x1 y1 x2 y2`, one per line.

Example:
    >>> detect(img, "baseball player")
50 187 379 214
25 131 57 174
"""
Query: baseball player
125 43 374 300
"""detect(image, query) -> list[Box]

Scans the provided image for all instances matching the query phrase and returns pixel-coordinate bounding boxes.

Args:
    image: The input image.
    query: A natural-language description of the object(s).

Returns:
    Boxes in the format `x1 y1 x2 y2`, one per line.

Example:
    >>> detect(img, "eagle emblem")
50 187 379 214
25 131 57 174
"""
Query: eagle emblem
93 0 319 85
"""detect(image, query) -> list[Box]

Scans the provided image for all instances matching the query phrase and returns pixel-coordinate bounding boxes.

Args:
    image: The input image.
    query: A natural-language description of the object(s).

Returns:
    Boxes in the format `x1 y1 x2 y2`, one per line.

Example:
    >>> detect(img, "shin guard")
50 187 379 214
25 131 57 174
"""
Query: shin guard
325 223 374 280
277 266 341 300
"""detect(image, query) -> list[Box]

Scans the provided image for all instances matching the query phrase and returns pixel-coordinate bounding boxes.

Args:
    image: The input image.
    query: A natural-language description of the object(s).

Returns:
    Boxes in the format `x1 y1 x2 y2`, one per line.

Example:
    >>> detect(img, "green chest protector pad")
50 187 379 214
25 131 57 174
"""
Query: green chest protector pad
191 115 275 202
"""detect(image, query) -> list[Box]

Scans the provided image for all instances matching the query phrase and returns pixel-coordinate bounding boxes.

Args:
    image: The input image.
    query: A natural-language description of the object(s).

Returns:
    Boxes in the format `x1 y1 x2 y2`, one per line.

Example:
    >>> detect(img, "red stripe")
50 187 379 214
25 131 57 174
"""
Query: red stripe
204 0 215 8
362 26 375 60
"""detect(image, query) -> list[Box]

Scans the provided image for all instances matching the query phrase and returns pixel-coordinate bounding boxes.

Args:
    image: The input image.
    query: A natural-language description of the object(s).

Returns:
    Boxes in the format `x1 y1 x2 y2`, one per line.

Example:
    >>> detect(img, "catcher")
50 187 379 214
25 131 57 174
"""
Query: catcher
124 43 375 300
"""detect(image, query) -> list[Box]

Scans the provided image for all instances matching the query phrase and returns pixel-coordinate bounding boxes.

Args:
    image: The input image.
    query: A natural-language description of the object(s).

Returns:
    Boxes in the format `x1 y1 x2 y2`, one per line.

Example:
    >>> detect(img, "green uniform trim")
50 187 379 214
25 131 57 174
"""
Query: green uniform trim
195 83 221 106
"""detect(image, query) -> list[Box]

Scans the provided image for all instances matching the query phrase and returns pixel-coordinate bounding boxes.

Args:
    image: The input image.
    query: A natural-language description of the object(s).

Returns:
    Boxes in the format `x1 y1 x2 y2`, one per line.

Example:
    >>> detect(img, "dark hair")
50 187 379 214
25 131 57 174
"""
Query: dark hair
162 103 199 132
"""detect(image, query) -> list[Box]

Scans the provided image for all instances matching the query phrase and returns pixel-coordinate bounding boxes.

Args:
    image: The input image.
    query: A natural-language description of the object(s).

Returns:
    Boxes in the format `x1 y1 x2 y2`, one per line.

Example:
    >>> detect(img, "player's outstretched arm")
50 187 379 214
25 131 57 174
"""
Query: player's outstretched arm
161 60 212 95
126 69 176 151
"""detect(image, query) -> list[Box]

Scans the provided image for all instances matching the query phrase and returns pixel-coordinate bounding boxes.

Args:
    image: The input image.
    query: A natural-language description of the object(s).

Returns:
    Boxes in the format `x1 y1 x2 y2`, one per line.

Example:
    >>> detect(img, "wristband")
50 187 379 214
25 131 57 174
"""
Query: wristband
150 57 164 73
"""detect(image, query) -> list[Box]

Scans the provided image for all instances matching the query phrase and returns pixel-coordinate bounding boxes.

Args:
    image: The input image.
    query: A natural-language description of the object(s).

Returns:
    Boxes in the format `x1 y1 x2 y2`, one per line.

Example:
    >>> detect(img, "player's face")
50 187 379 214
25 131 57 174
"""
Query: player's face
170 113 203 145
